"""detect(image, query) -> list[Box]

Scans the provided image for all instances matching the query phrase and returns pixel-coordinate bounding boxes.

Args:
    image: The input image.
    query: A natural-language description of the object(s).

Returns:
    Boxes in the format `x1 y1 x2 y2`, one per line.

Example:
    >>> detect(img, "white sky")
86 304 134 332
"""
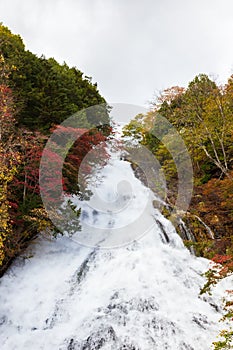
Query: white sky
1 0 233 107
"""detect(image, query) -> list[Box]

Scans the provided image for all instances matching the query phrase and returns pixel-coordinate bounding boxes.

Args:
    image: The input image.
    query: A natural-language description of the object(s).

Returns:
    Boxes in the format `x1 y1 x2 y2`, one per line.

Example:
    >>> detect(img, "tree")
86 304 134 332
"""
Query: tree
0 23 109 132
156 75 233 180
0 61 20 267
184 75 232 177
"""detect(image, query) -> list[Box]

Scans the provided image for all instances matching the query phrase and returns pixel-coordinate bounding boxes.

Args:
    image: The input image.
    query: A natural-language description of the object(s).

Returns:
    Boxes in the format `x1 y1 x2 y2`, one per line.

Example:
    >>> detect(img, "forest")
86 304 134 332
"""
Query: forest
0 23 110 276
124 75 233 256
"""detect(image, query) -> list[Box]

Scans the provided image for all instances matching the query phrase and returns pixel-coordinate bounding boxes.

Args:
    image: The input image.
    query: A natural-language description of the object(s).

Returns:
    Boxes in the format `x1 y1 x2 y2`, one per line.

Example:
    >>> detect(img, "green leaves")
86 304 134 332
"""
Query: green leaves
0 23 107 132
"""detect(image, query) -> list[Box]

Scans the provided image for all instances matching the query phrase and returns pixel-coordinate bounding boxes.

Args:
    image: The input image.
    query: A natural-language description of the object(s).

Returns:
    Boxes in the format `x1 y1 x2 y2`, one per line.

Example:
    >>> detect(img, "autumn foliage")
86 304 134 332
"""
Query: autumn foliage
0 28 110 275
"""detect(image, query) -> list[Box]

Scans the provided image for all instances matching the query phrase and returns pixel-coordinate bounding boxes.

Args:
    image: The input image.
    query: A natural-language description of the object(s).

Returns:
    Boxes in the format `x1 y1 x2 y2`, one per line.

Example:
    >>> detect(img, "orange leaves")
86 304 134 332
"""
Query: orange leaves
210 255 233 280
156 86 185 106
212 254 233 265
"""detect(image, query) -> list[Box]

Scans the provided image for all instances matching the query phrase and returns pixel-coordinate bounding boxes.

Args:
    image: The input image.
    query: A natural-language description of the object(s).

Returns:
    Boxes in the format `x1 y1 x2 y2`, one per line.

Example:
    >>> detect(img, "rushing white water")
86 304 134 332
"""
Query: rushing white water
0 145 225 350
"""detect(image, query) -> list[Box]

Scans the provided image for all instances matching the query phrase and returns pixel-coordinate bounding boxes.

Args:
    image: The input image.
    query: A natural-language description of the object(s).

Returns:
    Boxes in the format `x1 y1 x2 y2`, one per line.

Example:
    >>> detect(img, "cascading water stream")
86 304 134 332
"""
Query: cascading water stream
0 142 225 350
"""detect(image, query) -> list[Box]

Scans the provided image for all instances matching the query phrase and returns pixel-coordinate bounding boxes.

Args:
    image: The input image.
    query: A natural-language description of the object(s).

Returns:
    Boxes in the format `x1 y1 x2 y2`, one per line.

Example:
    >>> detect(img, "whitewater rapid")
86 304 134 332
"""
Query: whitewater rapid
0 147 225 349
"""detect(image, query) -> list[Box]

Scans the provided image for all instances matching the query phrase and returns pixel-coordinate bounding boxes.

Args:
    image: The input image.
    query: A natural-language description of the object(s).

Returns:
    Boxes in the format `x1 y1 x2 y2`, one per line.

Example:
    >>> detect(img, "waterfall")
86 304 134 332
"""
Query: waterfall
193 215 215 240
0 146 224 350
177 219 196 255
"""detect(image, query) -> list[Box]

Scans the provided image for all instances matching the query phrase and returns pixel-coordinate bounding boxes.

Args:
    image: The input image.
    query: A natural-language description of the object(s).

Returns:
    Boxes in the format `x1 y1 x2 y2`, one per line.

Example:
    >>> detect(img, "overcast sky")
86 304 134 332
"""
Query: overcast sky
1 0 233 107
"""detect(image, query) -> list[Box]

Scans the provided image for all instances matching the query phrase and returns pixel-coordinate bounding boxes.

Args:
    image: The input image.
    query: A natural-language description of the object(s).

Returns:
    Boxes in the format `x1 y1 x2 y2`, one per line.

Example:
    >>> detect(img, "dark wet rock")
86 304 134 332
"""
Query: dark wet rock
106 296 159 316
155 219 170 243
81 326 116 350
179 342 195 350
192 313 208 329
0 315 7 326
67 338 80 350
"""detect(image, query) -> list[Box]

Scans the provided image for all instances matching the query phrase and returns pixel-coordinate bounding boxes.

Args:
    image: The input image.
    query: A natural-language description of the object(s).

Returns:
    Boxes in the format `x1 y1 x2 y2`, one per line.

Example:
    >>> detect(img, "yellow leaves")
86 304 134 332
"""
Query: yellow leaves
23 208 53 235
0 235 5 266
0 54 5 64
0 69 22 271
0 143 20 270
0 170 14 183
0 197 13 267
